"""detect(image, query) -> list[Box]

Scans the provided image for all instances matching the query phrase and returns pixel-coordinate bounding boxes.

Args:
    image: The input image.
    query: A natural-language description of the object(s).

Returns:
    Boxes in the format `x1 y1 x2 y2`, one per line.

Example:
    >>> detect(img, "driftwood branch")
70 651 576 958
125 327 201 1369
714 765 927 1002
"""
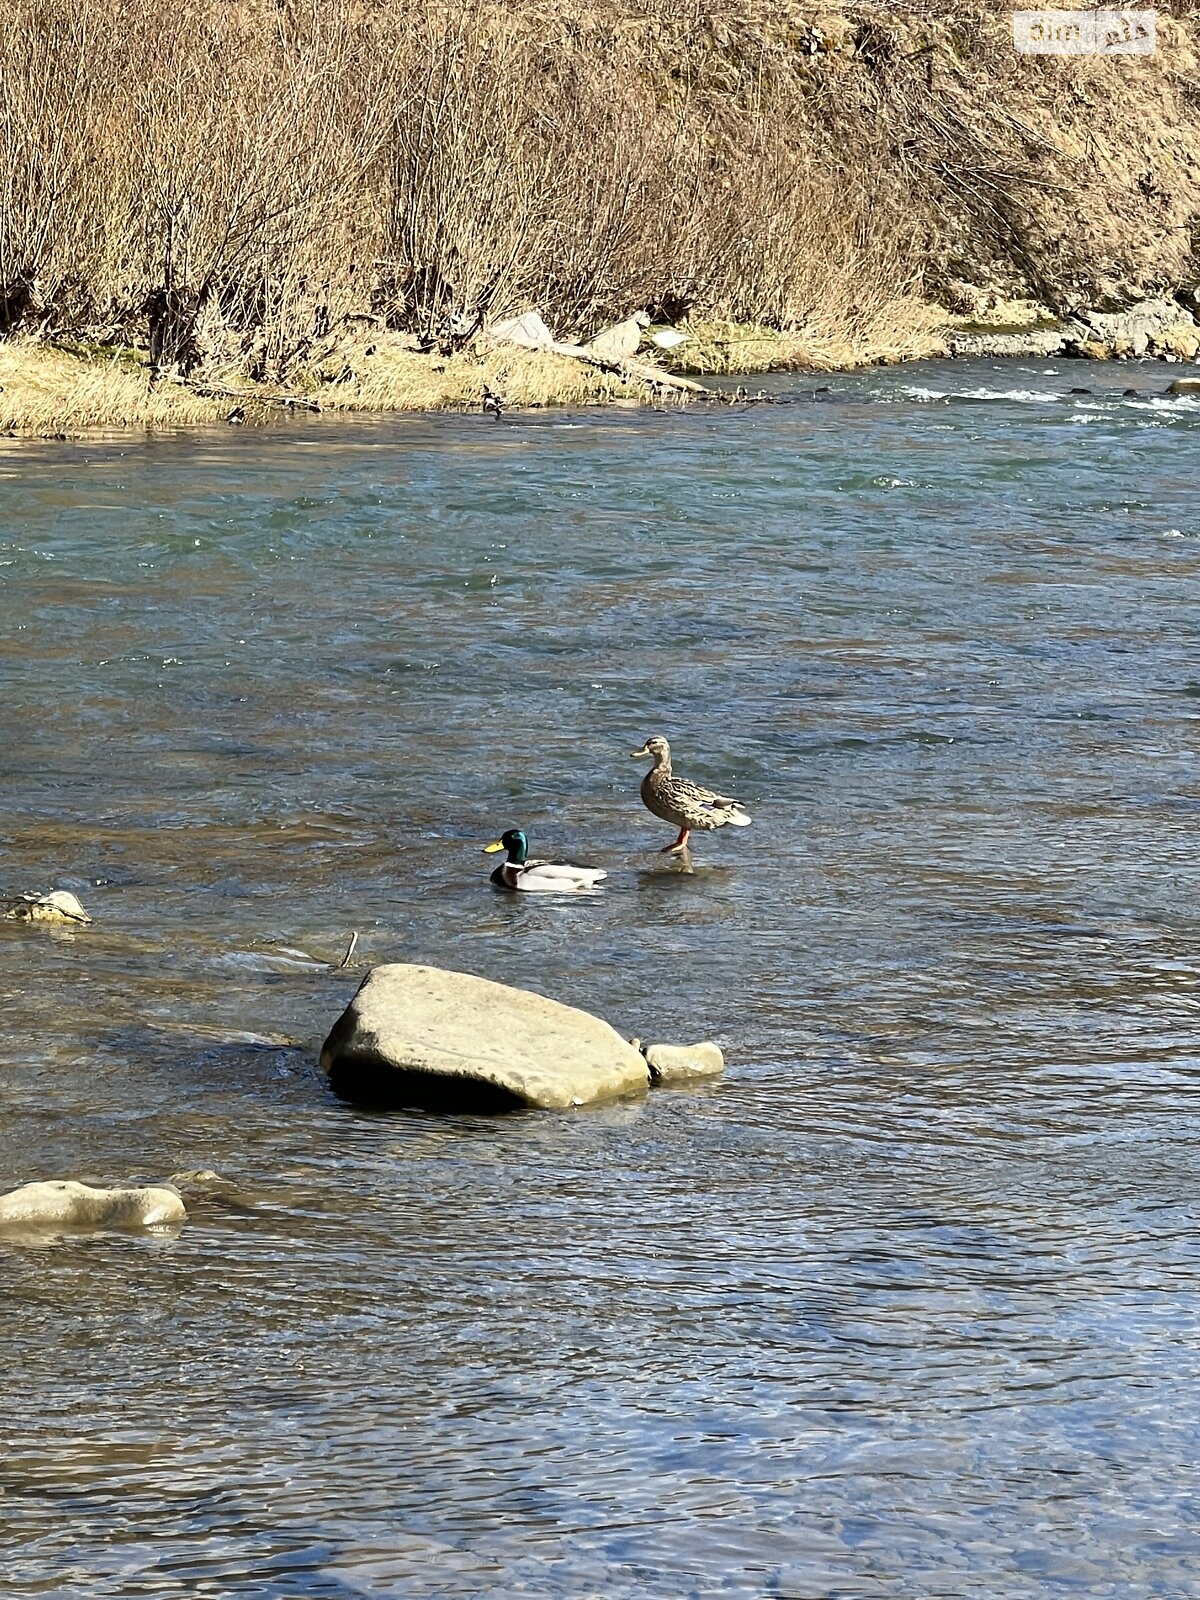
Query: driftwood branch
481 314 706 398
547 340 706 395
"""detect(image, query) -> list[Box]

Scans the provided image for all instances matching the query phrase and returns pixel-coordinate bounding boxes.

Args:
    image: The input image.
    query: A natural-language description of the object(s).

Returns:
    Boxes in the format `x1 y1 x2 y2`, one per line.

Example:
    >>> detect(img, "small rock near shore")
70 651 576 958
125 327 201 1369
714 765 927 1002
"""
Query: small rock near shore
0 1180 186 1231
635 1040 725 1086
2 890 92 925
1168 377 1200 395
320 963 650 1112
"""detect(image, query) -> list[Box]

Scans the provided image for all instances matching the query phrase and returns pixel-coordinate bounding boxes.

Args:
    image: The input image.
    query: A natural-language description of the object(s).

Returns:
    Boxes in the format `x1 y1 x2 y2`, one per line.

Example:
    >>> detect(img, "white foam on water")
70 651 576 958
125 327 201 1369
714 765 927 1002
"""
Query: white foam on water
960 387 1064 403
900 385 1066 404
1134 394 1200 411
897 384 1200 410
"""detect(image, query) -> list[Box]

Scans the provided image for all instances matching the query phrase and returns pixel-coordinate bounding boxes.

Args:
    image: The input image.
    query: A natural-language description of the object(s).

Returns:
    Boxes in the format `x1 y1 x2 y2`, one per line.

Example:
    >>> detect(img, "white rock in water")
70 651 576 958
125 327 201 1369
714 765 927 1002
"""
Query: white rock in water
0 1180 186 1230
640 1040 725 1085
2 890 92 925
320 963 650 1112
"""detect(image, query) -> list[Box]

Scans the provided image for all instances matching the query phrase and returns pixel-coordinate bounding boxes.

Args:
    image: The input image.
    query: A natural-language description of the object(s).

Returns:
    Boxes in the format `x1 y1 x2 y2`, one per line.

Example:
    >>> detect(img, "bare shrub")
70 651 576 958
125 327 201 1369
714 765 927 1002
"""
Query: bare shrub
0 0 1196 381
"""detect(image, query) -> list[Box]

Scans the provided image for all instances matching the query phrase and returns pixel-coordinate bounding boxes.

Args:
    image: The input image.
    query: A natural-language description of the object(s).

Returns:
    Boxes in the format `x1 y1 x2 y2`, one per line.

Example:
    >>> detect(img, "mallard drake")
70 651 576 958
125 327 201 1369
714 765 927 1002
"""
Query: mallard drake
630 736 752 852
483 829 607 893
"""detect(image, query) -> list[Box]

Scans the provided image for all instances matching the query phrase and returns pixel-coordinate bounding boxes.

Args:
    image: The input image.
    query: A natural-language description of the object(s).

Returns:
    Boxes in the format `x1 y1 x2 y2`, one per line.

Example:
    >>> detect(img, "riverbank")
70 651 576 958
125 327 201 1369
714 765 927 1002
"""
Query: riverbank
5 299 1200 435
2 306 954 433
0 338 643 434
2 0 1198 434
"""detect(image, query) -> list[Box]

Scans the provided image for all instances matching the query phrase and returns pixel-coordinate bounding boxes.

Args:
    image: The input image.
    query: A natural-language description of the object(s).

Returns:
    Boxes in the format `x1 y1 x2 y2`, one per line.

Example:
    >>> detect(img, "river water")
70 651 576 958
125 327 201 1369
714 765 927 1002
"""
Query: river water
2 359 1199 1597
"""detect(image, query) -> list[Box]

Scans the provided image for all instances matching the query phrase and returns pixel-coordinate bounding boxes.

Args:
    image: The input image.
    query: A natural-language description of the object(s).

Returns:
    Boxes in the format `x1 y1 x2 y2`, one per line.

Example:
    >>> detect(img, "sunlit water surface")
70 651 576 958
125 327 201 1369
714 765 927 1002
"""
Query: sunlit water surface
2 359 1200 1597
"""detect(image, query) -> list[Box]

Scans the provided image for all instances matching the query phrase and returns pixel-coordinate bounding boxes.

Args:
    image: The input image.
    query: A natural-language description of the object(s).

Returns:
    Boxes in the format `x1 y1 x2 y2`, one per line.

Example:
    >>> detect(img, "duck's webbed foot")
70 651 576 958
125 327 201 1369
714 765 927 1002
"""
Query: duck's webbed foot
661 828 691 854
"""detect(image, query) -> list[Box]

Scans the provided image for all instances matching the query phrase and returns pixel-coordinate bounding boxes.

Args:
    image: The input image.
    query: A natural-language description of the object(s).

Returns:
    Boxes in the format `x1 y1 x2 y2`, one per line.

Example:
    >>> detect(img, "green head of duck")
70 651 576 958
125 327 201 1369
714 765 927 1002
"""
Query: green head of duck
483 829 529 865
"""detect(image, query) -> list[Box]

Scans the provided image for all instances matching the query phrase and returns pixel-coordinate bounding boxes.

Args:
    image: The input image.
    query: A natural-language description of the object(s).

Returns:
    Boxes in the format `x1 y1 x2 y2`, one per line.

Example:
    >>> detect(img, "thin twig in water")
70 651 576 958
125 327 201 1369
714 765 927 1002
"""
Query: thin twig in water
335 931 359 971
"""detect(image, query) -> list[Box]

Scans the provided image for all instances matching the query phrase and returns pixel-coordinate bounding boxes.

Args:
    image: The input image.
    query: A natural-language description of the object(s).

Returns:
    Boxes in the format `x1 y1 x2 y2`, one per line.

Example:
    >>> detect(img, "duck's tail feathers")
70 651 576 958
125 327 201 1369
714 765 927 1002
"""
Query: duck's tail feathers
724 808 752 826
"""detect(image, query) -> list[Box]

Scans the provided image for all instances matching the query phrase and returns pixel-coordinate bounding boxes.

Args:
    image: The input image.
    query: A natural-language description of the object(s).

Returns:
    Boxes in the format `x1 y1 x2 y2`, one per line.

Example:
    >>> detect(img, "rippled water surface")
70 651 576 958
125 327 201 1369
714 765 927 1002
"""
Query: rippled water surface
3 359 1200 1597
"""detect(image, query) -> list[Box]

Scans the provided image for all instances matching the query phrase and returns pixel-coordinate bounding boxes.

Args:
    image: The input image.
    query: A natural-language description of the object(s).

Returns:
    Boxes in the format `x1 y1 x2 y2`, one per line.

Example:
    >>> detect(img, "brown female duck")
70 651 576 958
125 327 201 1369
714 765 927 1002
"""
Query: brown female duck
630 736 752 853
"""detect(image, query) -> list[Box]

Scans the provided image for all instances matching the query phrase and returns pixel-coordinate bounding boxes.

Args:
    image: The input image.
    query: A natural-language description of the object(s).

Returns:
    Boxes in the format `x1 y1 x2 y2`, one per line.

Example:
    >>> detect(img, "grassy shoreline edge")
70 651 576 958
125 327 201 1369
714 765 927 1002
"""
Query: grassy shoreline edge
6 297 1197 437
0 318 932 435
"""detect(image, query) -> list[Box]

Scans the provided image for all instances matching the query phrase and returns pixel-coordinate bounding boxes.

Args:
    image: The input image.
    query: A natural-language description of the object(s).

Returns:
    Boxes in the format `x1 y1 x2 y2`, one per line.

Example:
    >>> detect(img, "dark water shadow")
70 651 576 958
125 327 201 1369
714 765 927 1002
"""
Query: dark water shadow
95 1023 318 1103
325 1053 526 1114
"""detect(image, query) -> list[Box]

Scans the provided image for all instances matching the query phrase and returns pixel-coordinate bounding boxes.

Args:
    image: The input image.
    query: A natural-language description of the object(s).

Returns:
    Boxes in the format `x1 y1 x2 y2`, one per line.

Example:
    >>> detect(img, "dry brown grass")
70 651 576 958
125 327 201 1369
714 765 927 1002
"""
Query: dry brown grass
311 337 647 412
681 299 949 374
0 337 649 435
0 0 1196 427
0 343 224 433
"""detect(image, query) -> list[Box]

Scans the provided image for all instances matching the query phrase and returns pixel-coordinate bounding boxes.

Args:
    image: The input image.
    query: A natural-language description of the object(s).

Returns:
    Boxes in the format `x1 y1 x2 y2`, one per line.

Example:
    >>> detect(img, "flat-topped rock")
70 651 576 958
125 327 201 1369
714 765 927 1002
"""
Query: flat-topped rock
320 963 650 1112
0 1180 185 1232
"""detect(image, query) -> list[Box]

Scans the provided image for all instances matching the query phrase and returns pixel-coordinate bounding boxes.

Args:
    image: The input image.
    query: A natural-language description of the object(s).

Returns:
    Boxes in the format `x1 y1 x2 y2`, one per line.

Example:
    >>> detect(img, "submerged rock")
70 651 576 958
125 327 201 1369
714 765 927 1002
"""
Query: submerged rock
0 1180 186 1231
1168 376 1200 395
635 1040 725 1086
320 963 649 1112
169 1168 224 1190
2 890 92 926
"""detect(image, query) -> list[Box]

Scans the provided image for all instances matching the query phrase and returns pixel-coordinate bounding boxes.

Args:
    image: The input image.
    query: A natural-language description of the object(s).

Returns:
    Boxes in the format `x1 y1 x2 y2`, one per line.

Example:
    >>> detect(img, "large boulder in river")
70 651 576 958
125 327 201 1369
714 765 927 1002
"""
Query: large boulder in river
320 963 650 1111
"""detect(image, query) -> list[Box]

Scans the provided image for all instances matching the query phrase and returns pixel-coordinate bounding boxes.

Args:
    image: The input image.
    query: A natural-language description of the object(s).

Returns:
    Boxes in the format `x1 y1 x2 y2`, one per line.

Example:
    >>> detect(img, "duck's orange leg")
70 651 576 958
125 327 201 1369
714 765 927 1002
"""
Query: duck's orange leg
661 827 691 853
